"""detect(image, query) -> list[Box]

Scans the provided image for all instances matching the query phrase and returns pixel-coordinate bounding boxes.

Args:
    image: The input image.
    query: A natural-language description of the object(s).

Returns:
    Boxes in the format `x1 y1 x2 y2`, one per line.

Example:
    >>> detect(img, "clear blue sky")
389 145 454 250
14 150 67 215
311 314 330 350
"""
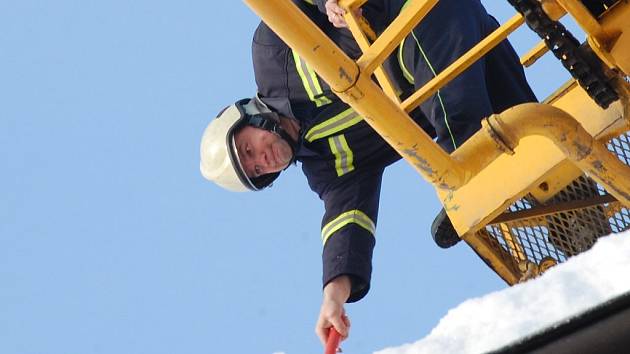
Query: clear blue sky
1 1 576 353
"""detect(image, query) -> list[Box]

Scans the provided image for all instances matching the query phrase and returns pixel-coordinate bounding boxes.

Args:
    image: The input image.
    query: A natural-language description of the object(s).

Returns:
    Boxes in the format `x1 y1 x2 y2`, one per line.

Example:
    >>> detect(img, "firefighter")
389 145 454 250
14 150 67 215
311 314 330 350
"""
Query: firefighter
200 0 536 347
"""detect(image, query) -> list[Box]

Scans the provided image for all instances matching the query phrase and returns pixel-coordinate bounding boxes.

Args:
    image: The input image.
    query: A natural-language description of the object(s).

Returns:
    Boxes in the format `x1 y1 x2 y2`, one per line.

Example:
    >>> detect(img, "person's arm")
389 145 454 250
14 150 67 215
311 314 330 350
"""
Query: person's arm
307 169 381 348
315 275 352 345
300 100 384 348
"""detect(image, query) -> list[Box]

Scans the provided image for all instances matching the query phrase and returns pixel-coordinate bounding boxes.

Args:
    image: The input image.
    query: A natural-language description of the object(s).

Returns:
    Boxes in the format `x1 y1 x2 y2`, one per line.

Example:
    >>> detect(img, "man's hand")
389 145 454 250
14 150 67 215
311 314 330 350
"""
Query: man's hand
325 0 347 28
324 0 362 28
316 275 352 347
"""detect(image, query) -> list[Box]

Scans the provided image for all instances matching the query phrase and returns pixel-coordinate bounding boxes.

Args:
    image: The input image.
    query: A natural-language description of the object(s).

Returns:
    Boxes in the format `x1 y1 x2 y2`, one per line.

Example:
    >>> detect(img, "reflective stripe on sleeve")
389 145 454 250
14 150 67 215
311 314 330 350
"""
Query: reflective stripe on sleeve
328 134 354 176
305 107 363 142
292 51 332 107
322 210 376 245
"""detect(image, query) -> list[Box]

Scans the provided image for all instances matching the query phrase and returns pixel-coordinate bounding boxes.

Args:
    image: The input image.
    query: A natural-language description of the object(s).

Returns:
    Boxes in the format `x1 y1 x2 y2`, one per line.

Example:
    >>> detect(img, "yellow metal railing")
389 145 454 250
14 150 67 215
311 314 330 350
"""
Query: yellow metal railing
400 13 525 113
243 0 630 283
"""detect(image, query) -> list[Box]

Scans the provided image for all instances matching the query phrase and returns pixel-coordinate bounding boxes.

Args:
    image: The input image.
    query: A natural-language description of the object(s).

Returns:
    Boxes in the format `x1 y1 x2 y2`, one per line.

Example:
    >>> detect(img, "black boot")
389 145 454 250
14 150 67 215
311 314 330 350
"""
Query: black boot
431 209 461 248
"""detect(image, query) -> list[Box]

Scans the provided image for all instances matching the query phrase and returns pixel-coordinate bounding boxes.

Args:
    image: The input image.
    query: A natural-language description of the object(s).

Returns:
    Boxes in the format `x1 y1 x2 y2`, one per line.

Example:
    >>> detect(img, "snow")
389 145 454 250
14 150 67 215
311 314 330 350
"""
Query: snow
375 232 630 354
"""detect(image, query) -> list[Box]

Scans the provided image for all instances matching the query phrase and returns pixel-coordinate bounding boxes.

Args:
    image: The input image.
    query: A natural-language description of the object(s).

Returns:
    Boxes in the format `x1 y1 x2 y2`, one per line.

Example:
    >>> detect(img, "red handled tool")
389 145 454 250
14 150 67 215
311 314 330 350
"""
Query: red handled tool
325 328 341 354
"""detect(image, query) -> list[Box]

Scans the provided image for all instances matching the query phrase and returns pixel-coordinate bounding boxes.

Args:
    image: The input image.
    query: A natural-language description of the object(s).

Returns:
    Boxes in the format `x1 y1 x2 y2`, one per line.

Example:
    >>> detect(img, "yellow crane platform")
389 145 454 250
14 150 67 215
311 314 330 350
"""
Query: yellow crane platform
243 0 630 284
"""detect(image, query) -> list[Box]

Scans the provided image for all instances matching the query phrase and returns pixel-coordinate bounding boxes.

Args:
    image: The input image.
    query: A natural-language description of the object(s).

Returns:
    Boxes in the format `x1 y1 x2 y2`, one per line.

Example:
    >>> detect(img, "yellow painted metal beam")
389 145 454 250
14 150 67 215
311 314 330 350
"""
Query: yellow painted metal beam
592 1 630 74
500 223 528 262
488 103 630 207
462 230 521 284
540 0 567 20
355 0 438 76
338 0 367 8
343 11 400 103
521 41 549 67
401 13 525 113
555 0 615 46
343 73 464 189
444 80 628 236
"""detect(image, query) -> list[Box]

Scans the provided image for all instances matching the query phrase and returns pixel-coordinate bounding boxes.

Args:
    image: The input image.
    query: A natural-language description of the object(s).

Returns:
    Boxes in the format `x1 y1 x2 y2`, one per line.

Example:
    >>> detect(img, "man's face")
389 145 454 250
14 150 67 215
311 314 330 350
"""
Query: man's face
234 126 293 178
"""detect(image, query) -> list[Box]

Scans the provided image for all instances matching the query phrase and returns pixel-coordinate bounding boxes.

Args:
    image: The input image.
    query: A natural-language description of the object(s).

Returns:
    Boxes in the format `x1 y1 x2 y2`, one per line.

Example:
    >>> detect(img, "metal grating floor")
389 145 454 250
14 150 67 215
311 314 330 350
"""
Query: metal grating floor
477 131 630 281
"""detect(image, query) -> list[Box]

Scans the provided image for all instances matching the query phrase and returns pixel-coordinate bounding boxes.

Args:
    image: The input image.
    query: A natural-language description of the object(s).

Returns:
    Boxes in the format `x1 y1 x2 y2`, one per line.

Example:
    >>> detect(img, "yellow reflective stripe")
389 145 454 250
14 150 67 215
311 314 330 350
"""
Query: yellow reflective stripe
303 0 315 4
292 51 332 107
409 30 457 150
307 66 331 106
305 108 363 142
322 210 376 245
398 40 415 85
398 0 416 85
293 51 317 102
328 135 354 176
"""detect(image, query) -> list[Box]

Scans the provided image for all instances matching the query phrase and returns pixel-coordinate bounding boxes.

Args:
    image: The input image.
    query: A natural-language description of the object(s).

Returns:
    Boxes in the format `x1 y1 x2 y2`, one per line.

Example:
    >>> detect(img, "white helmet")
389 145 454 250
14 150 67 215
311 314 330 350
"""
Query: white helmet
199 97 293 192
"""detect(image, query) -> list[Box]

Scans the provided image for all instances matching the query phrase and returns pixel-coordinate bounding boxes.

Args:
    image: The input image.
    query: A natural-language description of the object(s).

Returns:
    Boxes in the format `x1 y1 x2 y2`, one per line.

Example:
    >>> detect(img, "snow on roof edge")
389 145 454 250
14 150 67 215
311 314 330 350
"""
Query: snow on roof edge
375 232 630 354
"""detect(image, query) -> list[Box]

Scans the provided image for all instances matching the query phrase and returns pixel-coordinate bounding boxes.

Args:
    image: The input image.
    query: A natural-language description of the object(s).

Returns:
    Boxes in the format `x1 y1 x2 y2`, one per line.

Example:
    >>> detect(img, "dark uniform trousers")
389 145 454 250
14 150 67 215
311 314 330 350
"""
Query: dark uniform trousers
396 0 537 152
255 0 536 302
